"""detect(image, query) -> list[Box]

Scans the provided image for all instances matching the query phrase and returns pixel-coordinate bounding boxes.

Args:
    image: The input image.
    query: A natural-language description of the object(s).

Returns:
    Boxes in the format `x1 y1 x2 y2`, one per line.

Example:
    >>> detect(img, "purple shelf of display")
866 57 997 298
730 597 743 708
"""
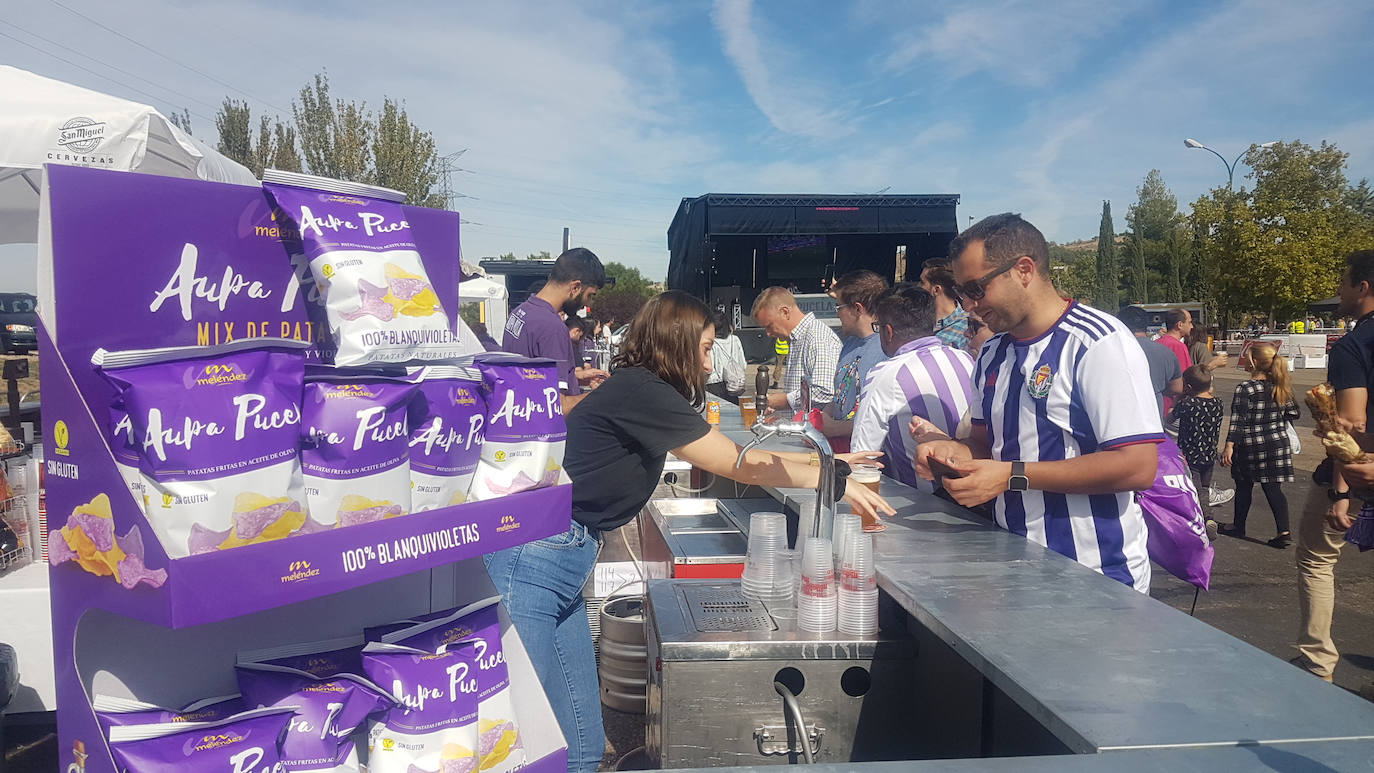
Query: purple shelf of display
48 484 571 630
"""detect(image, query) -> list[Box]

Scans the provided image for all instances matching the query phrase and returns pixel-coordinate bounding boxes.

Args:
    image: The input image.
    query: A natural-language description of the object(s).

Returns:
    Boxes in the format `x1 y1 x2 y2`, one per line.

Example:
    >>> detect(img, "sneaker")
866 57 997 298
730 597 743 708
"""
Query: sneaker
1208 487 1236 507
1288 654 1333 682
1268 533 1293 549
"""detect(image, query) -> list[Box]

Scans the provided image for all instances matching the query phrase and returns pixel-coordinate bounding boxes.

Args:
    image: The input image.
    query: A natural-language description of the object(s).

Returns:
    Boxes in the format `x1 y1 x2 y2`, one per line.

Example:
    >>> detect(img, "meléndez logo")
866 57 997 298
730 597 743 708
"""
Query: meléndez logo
281 558 320 584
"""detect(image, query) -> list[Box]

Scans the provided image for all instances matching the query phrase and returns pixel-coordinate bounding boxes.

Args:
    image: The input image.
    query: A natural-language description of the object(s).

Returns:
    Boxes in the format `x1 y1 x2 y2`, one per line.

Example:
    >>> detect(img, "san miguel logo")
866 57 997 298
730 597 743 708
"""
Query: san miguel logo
49 116 115 165
57 116 106 152
1027 364 1054 399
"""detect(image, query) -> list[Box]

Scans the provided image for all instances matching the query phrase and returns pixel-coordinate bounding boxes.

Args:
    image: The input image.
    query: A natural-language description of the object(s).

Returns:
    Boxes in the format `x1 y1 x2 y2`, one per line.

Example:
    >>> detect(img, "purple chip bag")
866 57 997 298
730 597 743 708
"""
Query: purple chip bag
91 339 310 559
383 597 524 772
234 664 390 773
361 641 481 773
301 370 418 529
262 171 482 366
466 356 566 502
409 367 486 510
107 706 295 773
93 693 246 731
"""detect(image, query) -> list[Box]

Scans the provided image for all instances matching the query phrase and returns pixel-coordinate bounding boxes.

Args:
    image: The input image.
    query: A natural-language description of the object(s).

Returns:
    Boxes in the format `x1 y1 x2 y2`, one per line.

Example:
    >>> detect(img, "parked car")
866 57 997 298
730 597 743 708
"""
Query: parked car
0 293 37 354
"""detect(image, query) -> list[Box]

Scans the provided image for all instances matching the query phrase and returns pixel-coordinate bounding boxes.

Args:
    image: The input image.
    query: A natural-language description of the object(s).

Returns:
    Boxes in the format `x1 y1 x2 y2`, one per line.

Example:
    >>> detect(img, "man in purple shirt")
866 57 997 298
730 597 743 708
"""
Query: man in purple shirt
504 248 608 411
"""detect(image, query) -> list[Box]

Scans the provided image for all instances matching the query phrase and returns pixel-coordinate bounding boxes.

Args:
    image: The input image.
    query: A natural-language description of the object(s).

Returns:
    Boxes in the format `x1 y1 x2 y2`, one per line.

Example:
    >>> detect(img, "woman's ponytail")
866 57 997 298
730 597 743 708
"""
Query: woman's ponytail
1249 342 1293 405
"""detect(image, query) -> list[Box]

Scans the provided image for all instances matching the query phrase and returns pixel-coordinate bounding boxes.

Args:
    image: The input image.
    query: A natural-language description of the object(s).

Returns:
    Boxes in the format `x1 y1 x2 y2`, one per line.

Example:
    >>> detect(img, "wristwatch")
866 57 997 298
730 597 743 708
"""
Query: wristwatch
1009 461 1030 492
1328 488 1351 502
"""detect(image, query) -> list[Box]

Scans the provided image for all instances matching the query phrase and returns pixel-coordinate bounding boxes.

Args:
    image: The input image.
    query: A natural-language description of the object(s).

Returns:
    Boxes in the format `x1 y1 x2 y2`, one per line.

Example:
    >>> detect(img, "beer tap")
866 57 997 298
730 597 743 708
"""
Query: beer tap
734 379 837 539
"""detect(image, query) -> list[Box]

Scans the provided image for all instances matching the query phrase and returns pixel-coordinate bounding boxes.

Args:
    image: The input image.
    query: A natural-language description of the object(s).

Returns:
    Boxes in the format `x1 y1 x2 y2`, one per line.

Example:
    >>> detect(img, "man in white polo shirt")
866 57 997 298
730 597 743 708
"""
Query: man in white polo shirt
753 286 843 413
913 213 1162 592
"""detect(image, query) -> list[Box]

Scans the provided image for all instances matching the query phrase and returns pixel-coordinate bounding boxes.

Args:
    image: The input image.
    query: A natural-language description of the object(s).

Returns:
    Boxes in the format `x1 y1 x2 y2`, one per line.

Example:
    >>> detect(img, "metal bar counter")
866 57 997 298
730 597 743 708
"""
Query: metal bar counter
708 397 1374 756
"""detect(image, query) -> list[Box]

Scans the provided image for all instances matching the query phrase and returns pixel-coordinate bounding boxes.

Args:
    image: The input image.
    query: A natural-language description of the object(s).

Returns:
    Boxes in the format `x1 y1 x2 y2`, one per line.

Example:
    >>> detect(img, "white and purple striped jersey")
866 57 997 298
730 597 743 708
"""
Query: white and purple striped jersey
851 337 975 493
970 302 1163 593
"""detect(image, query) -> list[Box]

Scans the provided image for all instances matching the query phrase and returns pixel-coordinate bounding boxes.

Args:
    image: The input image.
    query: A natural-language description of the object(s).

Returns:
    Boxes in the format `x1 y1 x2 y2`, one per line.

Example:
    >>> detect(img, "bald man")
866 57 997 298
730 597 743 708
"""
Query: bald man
752 286 842 412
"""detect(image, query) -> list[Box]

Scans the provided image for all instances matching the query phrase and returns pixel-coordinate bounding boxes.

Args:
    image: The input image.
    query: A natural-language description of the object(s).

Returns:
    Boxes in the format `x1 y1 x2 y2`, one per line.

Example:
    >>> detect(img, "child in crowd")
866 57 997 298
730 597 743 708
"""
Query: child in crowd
1172 366 1234 519
1220 342 1300 548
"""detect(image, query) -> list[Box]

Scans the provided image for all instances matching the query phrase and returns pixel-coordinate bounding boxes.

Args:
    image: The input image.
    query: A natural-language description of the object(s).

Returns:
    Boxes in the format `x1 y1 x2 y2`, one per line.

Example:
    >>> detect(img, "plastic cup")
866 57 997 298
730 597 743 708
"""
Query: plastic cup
740 395 758 426
832 514 862 568
849 464 882 494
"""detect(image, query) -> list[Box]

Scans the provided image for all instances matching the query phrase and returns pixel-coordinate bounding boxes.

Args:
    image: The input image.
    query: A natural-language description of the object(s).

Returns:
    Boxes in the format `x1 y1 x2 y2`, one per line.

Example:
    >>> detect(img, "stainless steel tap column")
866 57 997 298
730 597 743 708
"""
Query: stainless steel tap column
735 379 835 540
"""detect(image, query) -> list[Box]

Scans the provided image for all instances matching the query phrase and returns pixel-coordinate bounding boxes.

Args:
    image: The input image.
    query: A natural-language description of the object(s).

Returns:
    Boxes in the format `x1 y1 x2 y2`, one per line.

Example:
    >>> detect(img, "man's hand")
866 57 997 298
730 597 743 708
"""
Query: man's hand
576 367 609 387
914 440 973 481
766 392 790 410
837 451 884 470
843 484 896 527
1343 460 1374 489
909 416 952 443
1326 498 1355 531
940 459 1013 507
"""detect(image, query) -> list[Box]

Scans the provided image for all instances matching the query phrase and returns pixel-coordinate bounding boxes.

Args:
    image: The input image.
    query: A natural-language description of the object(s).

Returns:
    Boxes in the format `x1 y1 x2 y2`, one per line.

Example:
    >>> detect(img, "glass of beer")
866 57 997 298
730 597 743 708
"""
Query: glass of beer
740 395 758 426
849 464 882 494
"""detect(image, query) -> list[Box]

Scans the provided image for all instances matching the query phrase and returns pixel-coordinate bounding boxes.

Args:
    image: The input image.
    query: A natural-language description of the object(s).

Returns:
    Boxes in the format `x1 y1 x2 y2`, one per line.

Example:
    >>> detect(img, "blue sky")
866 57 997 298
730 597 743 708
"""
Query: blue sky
4 0 1374 288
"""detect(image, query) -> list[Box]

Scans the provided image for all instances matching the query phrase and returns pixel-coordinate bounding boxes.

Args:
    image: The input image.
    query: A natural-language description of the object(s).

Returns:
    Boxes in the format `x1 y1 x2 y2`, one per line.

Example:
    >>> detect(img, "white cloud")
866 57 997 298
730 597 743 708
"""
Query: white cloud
882 0 1156 87
710 0 854 140
983 0 1374 238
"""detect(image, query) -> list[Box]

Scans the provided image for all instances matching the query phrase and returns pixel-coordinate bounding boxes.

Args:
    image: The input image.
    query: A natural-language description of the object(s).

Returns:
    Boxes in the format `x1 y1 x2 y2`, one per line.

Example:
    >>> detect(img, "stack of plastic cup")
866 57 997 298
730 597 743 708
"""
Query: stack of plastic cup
832 514 862 571
741 512 792 606
838 532 878 636
797 537 838 633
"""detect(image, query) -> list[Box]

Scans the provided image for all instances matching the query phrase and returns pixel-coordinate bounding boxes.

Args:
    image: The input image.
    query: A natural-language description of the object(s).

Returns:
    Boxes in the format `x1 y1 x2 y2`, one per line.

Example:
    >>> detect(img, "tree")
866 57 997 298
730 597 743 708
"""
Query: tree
373 98 444 208
213 73 444 205
166 107 193 136
1095 201 1118 311
293 72 371 184
590 262 659 325
214 99 301 178
1051 252 1096 302
1191 140 1374 324
1125 170 1189 303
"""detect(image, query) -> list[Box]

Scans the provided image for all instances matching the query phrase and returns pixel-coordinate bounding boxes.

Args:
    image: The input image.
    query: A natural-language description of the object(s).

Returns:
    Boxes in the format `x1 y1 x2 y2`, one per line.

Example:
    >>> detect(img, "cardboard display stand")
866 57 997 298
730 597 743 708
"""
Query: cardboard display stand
37 165 570 772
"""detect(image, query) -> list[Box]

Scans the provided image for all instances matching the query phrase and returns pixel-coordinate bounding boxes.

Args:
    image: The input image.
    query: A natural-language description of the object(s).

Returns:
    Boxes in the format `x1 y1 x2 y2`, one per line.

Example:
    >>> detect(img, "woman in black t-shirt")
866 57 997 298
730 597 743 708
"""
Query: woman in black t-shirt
482 291 894 772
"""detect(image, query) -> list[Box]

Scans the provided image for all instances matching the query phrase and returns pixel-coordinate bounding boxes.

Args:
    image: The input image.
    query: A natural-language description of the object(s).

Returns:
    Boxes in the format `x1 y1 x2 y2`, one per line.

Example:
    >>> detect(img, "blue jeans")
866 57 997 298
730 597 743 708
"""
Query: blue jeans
484 520 604 773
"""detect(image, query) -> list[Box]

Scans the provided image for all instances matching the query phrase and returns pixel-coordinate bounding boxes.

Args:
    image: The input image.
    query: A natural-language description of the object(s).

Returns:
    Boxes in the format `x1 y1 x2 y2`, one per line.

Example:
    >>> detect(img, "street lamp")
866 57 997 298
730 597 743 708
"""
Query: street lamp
1184 137 1279 334
1184 138 1279 188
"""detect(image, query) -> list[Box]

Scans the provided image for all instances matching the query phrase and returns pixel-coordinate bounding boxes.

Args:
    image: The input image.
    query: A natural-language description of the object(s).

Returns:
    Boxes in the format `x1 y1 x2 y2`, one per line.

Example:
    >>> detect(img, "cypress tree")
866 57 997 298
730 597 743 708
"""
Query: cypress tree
1095 201 1118 311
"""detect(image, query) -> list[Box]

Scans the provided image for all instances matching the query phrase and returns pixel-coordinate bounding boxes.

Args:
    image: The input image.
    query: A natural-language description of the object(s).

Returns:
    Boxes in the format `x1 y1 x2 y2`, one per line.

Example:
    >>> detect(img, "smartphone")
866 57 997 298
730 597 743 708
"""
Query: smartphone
928 457 967 480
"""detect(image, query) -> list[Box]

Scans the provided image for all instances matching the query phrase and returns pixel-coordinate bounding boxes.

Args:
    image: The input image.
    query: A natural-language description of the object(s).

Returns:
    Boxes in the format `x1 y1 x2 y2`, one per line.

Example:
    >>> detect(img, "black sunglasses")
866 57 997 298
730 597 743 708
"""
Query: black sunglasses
953 258 1022 302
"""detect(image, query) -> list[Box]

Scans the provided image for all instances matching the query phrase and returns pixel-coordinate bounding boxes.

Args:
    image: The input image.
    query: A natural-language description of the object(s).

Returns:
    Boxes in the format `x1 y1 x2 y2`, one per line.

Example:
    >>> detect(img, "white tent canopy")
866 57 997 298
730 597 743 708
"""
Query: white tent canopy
460 275 509 344
0 65 258 245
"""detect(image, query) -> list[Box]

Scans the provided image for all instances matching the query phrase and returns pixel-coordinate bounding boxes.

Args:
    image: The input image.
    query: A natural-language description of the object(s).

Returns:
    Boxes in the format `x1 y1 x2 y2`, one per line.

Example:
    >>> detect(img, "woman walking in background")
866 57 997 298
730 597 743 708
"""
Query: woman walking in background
1220 342 1300 548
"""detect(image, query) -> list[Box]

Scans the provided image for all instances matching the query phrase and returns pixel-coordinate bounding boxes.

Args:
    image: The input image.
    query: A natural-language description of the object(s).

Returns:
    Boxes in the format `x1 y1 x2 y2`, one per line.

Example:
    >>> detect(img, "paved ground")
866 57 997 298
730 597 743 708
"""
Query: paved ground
1152 364 1374 695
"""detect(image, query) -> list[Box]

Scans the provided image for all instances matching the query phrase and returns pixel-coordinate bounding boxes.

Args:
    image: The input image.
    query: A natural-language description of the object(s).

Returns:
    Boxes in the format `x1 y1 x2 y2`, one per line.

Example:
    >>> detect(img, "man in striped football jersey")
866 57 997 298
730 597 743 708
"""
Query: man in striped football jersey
851 284 975 492
913 213 1163 592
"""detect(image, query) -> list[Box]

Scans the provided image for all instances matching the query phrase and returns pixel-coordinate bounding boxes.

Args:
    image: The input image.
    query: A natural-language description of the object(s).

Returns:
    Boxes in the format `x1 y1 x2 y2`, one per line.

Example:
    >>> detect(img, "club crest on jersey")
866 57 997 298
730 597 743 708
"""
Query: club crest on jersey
1028 364 1054 399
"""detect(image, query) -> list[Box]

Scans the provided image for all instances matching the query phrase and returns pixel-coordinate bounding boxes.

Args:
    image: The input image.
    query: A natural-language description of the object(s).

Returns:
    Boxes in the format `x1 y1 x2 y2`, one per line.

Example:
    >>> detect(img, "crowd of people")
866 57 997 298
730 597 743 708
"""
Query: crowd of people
481 223 1374 770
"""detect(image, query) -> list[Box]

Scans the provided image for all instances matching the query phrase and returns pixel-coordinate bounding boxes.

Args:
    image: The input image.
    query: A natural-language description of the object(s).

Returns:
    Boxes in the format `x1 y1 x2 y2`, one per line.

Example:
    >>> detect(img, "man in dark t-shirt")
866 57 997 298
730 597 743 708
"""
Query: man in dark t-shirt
1295 250 1374 684
503 248 608 412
